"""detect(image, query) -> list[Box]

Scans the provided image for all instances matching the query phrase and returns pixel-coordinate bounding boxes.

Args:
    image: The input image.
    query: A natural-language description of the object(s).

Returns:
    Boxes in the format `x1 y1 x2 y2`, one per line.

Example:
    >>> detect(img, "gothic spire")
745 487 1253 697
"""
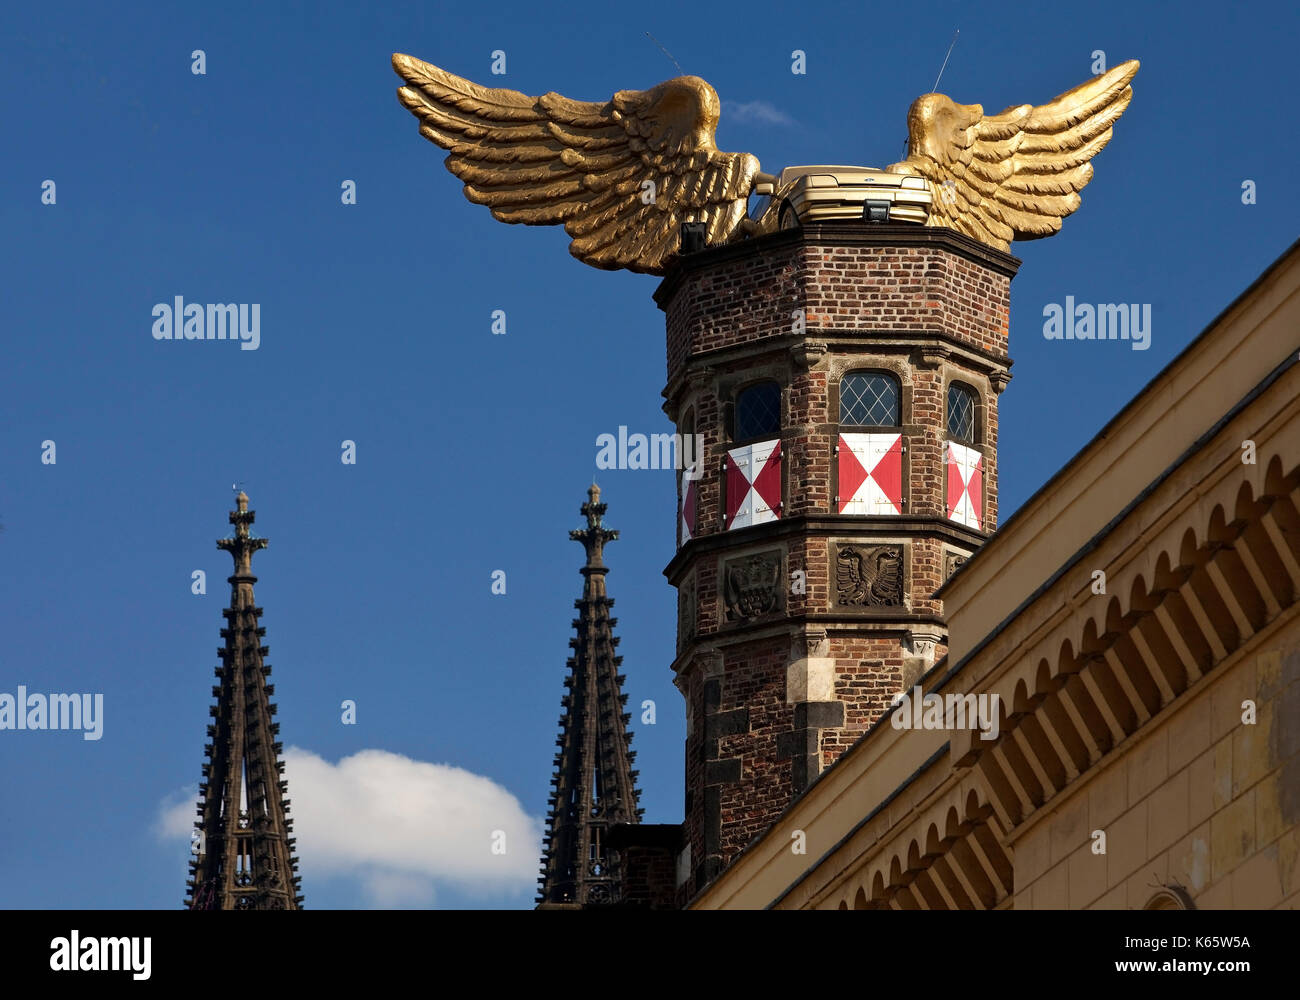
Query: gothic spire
537 485 642 906
186 492 303 910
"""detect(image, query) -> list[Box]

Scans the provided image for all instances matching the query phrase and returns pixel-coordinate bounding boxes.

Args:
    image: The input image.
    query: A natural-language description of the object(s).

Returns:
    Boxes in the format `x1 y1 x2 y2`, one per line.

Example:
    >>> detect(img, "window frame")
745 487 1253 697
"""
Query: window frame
731 379 783 445
838 370 903 431
946 380 979 444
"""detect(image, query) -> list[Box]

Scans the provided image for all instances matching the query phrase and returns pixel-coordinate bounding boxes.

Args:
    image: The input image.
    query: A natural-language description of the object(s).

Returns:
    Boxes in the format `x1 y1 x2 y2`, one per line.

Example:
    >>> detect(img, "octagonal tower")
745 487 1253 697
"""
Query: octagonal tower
657 222 1020 898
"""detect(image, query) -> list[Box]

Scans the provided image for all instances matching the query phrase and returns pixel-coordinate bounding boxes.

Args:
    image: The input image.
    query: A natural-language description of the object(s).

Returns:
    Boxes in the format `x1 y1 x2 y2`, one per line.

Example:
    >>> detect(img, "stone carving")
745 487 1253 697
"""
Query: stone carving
945 550 969 581
791 627 829 662
905 630 942 660
790 341 827 369
836 544 903 607
723 552 783 621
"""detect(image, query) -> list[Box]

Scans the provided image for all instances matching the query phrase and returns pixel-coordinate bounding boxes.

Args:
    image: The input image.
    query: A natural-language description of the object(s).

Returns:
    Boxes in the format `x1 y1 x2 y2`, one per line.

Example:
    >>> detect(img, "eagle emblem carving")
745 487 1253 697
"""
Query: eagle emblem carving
837 545 904 608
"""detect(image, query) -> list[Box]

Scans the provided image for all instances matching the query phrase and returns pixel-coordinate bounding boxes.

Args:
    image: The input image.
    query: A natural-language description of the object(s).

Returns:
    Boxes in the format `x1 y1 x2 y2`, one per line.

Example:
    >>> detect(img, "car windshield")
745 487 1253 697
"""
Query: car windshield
749 193 772 220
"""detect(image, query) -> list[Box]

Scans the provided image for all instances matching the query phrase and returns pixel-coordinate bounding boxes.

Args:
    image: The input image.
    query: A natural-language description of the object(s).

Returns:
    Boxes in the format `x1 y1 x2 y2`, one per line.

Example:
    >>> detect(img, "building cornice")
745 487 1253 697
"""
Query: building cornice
664 515 985 583
655 223 1023 309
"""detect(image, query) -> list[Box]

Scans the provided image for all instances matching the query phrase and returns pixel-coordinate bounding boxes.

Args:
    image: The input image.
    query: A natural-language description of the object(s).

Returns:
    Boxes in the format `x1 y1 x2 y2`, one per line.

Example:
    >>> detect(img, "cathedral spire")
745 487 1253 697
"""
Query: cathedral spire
574 483 616 578
537 486 642 907
187 492 303 910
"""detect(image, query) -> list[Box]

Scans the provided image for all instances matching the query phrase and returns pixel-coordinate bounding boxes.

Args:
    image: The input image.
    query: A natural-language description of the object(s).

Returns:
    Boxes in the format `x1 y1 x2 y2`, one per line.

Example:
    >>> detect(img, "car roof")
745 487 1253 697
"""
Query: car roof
777 165 881 183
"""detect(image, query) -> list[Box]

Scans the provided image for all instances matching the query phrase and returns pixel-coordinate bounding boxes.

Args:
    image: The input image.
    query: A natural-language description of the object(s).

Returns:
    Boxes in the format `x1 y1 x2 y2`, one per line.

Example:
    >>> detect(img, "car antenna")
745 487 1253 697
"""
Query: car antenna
645 31 685 76
902 29 960 159
931 29 960 94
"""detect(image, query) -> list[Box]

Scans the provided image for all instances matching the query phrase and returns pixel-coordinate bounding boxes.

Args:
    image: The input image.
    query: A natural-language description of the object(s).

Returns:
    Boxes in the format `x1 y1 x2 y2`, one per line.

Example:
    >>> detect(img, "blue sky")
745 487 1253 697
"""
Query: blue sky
1 0 1296 909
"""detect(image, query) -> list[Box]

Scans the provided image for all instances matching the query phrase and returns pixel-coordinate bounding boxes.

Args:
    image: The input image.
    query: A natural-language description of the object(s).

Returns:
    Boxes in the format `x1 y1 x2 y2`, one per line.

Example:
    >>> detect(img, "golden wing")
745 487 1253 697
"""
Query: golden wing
888 60 1138 252
393 54 762 274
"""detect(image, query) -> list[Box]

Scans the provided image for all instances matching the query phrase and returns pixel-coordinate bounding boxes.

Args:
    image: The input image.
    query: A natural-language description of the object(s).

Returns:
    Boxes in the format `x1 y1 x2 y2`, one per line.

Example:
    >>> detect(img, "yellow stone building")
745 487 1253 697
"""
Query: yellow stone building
691 238 1300 910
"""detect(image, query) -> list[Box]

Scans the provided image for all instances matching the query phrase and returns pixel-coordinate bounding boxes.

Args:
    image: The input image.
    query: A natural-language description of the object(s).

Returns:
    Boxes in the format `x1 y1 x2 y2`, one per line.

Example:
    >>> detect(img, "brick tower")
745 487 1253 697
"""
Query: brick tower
537 485 643 907
187 492 303 910
658 222 1019 897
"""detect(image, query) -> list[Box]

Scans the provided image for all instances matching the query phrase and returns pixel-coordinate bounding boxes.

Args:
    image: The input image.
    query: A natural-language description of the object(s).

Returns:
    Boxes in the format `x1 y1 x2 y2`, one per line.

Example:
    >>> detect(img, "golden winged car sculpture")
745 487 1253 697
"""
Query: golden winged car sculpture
393 53 1137 273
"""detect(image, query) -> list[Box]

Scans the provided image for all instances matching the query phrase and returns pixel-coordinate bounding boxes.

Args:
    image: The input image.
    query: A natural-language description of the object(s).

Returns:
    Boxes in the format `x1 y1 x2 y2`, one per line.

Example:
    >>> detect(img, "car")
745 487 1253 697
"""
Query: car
739 165 934 239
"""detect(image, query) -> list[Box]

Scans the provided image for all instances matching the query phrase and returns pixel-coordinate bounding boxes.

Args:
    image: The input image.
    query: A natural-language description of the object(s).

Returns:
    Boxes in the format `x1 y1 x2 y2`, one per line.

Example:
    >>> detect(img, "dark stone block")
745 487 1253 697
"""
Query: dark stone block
795 701 845 730
704 678 723 714
777 728 818 759
705 757 742 785
705 707 750 744
791 753 820 793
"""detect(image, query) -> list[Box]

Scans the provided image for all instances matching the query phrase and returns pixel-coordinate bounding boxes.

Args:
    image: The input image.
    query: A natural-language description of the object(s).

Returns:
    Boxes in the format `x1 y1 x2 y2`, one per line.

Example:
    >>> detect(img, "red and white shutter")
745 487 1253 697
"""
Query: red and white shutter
725 439 781 530
837 433 903 515
679 468 697 546
946 440 983 530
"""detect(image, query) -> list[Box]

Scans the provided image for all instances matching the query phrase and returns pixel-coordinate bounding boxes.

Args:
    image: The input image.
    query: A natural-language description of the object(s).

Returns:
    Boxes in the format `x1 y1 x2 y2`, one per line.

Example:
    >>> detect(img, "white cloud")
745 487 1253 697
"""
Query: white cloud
155 747 542 908
359 869 437 908
156 785 196 840
723 99 796 127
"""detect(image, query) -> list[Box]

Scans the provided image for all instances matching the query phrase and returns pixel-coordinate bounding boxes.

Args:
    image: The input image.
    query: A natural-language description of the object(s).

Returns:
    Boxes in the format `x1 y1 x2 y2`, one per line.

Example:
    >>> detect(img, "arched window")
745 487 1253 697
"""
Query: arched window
734 381 781 442
840 372 900 427
947 382 977 442
1144 887 1195 910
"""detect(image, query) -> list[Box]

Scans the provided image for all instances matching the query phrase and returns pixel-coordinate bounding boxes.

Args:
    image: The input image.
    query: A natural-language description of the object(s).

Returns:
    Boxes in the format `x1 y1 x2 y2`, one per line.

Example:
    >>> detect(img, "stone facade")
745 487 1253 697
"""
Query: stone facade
1015 629 1300 909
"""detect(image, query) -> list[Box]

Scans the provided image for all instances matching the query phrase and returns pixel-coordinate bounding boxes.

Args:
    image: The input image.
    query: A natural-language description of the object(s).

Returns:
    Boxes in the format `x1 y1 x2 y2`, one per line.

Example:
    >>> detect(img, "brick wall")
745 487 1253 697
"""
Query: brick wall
717 637 795 856
821 636 907 763
658 227 1013 375
619 845 678 909
679 635 794 897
